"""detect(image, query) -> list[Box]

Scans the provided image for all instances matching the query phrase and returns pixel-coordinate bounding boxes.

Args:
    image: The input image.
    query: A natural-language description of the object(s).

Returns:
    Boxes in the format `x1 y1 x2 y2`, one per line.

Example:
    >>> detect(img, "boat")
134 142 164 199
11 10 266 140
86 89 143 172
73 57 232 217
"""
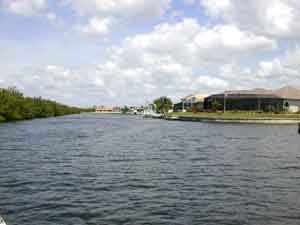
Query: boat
0 216 7 225
143 103 163 118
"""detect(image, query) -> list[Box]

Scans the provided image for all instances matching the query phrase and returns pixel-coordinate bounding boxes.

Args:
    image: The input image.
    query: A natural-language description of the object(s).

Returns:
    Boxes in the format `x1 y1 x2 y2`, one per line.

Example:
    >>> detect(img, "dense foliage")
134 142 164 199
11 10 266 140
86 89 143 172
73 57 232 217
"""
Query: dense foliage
211 100 222 111
153 96 173 114
121 106 130 114
0 87 91 122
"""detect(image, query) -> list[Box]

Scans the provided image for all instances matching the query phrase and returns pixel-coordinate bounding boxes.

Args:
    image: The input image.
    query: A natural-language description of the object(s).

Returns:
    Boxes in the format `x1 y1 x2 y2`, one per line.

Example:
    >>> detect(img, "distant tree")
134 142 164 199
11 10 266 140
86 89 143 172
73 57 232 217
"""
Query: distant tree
153 96 173 114
121 106 130 114
211 100 222 111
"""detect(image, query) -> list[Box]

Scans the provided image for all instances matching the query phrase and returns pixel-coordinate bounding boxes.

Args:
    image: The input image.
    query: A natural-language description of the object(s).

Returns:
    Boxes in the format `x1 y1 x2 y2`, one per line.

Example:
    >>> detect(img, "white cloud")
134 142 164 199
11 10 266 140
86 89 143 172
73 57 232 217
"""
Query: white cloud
196 75 228 89
257 47 300 80
2 18 277 106
265 1 294 35
60 0 171 38
192 24 277 62
45 12 65 27
201 0 231 17
46 12 56 21
1 65 99 106
0 14 290 106
214 47 300 90
80 17 112 36
217 62 263 90
200 0 300 39
112 19 276 69
62 0 171 22
77 19 275 103
1 0 46 16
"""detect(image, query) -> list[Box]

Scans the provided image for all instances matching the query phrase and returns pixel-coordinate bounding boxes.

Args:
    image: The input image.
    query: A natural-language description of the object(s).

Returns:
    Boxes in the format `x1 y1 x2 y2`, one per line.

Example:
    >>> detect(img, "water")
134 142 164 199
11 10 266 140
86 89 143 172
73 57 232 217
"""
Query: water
0 114 300 225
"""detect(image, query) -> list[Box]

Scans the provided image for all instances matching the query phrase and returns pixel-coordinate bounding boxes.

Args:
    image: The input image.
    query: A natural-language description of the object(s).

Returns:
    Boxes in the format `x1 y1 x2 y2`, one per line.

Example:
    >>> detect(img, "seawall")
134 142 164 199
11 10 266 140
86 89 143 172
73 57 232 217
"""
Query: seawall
165 116 300 125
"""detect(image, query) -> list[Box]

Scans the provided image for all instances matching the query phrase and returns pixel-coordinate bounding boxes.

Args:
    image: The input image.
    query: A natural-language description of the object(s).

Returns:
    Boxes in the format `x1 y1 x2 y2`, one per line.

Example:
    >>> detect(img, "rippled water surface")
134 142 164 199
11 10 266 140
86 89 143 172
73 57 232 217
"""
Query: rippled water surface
0 114 300 225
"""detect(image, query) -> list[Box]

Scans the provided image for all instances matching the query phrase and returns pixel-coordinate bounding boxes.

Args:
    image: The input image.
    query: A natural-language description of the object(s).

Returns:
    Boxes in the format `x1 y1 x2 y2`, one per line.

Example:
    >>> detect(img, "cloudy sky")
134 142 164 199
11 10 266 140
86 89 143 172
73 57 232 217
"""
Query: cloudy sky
1 0 300 106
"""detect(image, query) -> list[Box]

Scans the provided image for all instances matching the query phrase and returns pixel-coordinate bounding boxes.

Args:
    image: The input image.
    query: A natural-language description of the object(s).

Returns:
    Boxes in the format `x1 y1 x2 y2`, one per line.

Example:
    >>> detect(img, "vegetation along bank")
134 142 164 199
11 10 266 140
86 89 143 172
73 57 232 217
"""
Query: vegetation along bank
0 87 92 122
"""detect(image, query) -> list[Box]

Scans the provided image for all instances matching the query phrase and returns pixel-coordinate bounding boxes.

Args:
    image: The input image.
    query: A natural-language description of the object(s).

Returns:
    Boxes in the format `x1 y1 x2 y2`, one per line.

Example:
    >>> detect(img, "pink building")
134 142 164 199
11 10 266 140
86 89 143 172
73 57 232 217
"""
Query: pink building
95 106 120 113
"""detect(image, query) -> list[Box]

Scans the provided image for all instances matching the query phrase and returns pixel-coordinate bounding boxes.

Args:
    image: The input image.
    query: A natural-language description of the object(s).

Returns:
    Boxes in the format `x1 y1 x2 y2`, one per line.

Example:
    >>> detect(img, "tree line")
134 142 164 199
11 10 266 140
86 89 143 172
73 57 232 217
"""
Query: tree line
0 87 91 122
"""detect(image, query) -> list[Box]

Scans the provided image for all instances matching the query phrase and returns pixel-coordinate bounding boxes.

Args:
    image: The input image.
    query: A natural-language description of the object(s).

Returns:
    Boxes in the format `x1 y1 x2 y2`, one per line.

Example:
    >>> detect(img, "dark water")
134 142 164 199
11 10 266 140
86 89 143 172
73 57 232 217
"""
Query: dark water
0 114 300 225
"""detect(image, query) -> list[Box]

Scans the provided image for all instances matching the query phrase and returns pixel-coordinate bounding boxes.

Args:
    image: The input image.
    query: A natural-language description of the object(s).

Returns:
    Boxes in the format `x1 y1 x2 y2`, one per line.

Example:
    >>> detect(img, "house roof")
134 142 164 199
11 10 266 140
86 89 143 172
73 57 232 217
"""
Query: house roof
274 86 300 99
182 93 208 102
207 86 300 100
224 88 275 97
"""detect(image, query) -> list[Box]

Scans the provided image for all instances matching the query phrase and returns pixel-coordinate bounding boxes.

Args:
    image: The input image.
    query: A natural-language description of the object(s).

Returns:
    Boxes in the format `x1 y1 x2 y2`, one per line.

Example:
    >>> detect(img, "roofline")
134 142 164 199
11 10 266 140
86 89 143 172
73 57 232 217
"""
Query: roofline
205 94 300 100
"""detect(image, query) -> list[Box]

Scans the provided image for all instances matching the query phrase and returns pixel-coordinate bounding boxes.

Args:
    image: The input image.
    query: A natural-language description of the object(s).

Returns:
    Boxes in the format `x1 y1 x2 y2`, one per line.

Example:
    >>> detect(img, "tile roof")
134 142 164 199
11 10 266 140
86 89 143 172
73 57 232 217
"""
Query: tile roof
209 86 300 99
274 86 300 99
182 93 208 102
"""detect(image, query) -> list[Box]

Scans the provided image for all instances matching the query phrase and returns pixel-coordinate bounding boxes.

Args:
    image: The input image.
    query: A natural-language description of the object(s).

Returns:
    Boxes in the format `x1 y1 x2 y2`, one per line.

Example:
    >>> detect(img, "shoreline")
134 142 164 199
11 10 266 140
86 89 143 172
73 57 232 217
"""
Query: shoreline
164 114 300 125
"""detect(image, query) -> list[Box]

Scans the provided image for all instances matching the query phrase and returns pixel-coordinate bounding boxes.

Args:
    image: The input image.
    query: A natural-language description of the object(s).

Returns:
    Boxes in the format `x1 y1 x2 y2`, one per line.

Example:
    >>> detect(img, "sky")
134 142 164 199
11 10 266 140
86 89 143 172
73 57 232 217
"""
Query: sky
1 0 300 107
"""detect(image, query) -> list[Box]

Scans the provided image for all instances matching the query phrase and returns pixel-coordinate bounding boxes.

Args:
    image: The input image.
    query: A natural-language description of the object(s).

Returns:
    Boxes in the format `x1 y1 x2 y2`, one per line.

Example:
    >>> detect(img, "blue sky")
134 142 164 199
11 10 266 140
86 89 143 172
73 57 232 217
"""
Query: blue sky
1 0 300 107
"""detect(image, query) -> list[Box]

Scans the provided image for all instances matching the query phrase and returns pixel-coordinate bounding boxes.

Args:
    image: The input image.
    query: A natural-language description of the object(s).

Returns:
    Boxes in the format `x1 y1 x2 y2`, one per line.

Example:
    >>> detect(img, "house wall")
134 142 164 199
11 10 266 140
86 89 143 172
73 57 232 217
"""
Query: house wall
204 96 285 111
284 99 300 113
173 102 204 112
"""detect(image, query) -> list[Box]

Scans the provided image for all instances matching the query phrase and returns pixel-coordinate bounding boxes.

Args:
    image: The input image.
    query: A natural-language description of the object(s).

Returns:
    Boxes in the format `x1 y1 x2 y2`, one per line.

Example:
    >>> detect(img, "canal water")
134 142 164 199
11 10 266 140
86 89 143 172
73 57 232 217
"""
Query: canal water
0 114 299 225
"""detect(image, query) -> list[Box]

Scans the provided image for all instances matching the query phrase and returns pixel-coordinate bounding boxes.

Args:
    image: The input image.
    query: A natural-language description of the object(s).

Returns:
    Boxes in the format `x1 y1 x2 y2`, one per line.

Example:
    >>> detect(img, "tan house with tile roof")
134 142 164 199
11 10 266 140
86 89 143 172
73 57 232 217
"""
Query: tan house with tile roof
204 86 300 113
174 93 208 112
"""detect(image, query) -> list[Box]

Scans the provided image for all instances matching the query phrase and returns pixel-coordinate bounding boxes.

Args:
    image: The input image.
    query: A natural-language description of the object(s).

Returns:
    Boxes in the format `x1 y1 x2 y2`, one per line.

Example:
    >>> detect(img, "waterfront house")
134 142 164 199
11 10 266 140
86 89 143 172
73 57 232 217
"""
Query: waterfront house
174 93 208 112
204 86 300 113
129 106 144 115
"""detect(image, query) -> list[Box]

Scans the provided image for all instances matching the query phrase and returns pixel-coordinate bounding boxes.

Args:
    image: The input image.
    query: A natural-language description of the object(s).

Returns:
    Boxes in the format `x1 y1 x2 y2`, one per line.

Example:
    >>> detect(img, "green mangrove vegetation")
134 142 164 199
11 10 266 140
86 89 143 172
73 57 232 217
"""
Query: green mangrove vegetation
0 87 91 122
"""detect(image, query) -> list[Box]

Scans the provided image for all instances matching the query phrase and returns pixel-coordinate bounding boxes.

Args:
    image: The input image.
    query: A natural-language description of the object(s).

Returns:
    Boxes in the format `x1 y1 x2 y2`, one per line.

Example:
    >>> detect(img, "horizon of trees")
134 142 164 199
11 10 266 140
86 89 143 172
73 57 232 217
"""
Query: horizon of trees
0 87 92 122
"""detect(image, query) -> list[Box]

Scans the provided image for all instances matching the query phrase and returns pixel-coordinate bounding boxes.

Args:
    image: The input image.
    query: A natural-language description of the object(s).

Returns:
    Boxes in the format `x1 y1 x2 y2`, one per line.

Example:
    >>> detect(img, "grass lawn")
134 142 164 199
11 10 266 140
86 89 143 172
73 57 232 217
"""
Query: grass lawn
167 111 300 120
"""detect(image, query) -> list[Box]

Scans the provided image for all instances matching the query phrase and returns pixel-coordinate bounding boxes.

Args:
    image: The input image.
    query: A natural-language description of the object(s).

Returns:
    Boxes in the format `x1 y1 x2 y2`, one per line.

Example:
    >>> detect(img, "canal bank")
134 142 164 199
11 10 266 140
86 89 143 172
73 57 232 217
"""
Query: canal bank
165 112 300 125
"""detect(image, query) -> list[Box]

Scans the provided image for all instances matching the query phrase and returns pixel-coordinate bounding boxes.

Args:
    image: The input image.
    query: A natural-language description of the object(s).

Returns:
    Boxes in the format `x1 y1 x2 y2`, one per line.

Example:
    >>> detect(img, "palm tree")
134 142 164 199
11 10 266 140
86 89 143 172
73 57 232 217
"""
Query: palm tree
211 100 222 111
153 96 173 114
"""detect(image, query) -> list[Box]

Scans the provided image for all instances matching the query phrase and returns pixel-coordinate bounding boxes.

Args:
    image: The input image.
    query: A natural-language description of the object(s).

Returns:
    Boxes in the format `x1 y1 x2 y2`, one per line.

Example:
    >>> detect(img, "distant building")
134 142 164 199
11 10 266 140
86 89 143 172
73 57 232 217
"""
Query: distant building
204 86 300 113
174 93 208 112
95 106 121 113
129 106 144 115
